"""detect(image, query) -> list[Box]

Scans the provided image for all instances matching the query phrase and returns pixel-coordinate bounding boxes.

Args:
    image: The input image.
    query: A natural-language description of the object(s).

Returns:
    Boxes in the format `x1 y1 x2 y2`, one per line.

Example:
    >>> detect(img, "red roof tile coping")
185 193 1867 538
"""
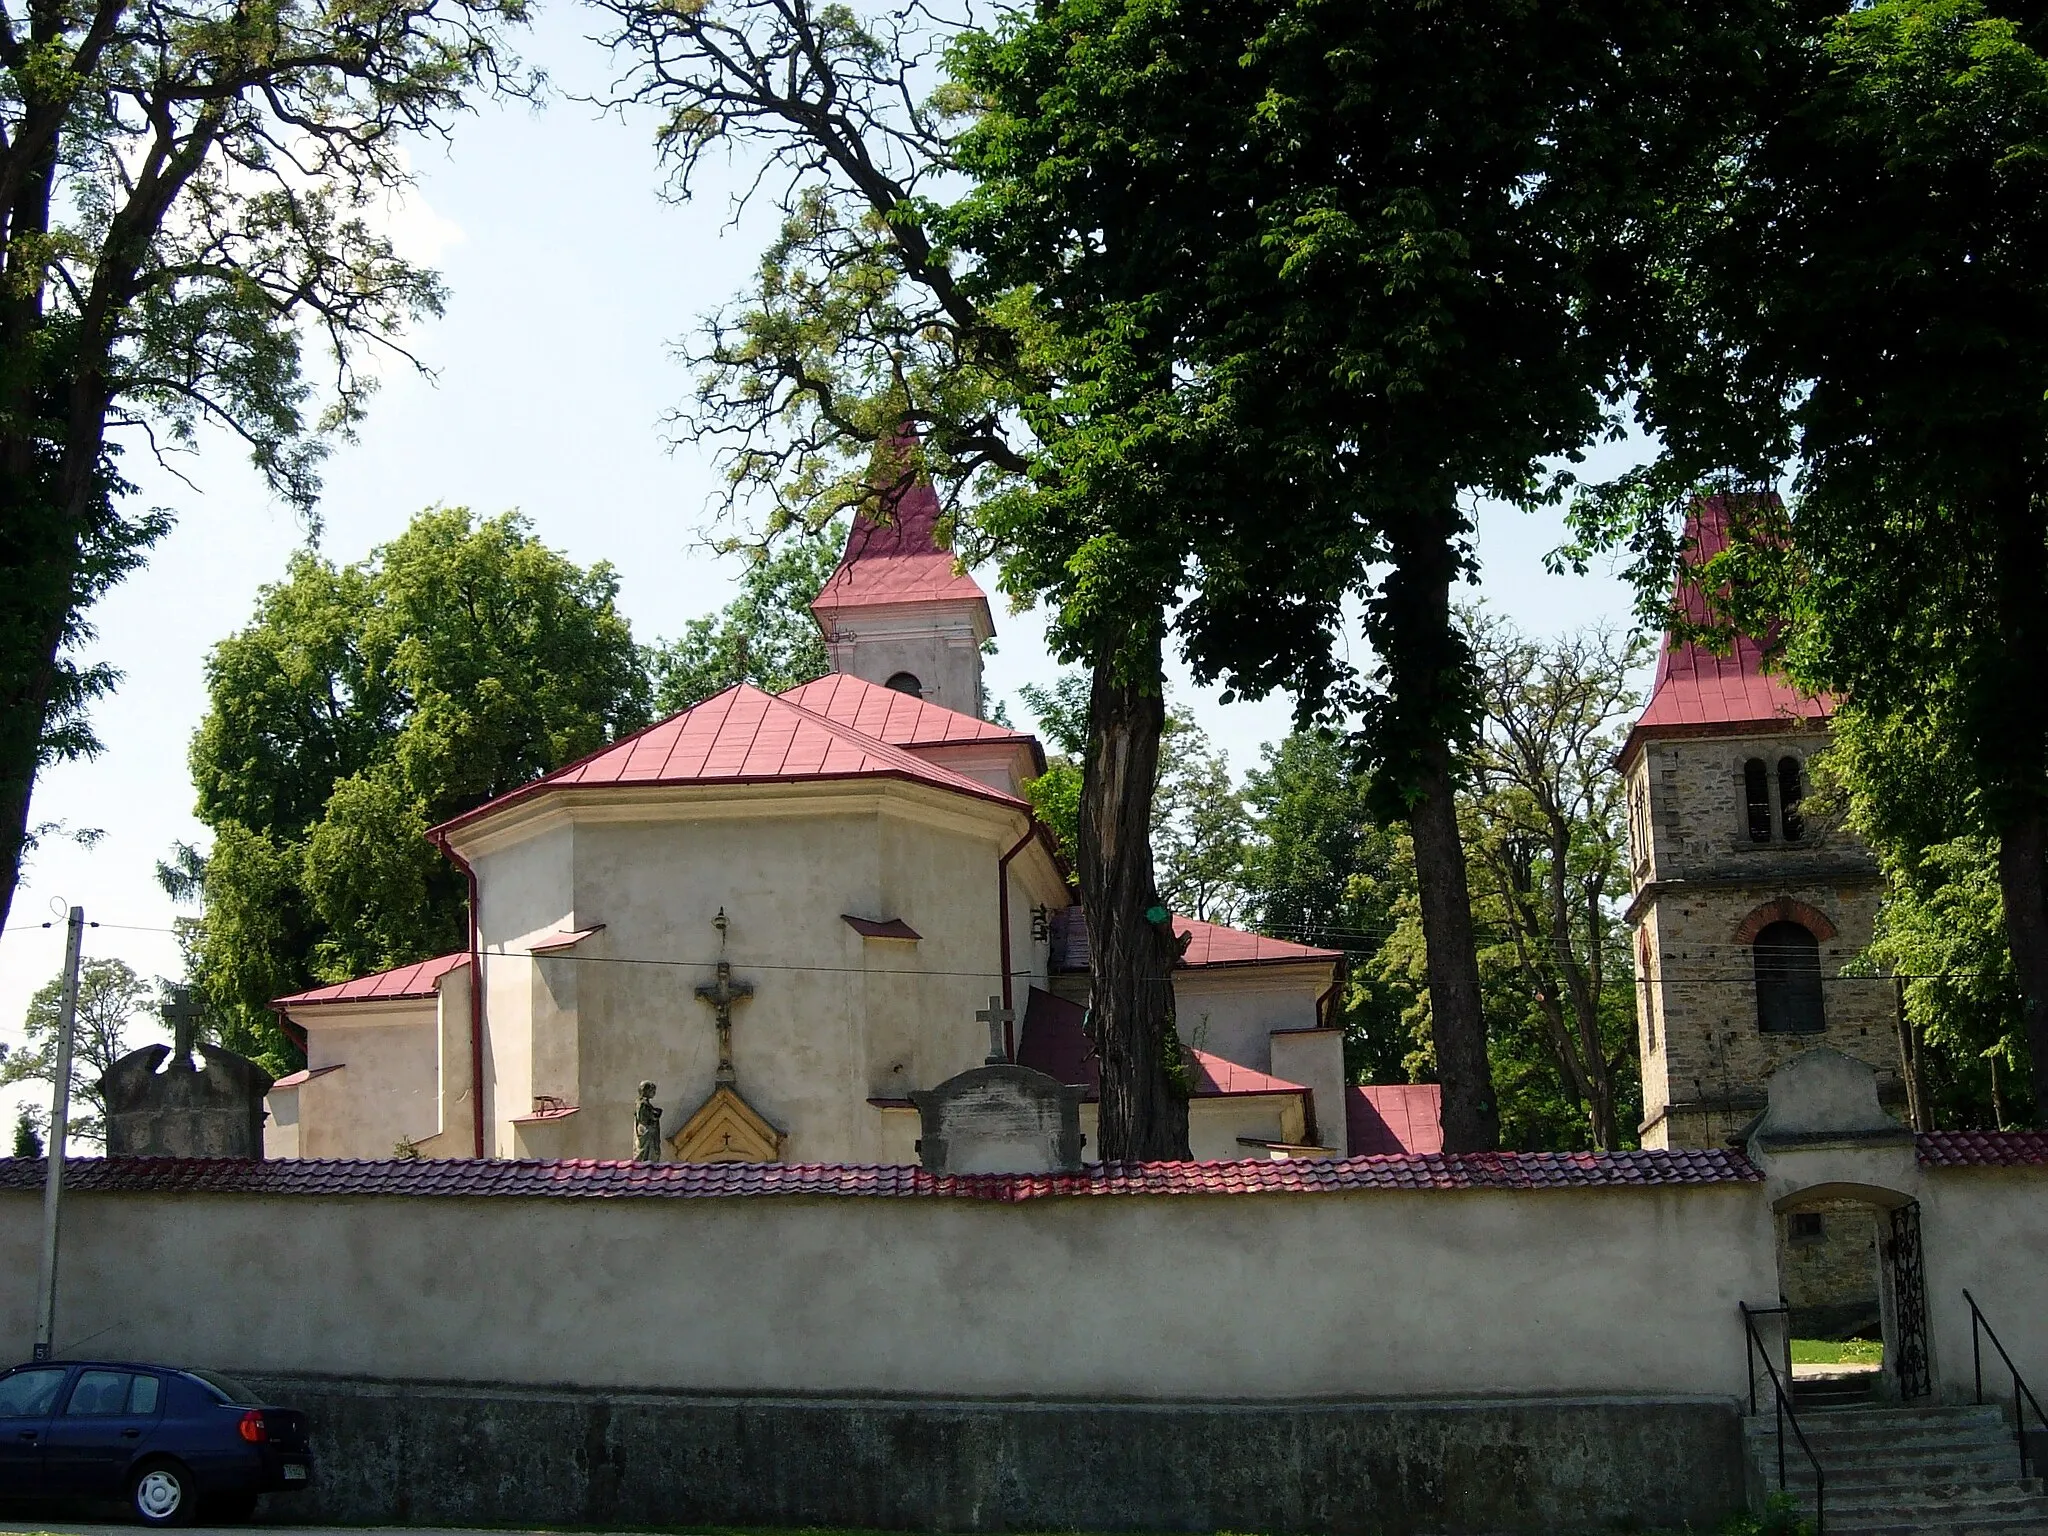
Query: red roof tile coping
273 953 468 1009
0 1148 1760 1200
431 684 1025 839
781 674 1035 756
810 434 989 615
1622 496 1832 768
1347 1085 1445 1157
1917 1131 2048 1168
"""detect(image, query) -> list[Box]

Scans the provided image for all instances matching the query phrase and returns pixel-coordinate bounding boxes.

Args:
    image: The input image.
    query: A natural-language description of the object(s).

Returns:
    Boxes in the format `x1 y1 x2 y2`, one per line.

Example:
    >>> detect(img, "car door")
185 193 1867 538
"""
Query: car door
0 1365 69 1495
42 1369 164 1497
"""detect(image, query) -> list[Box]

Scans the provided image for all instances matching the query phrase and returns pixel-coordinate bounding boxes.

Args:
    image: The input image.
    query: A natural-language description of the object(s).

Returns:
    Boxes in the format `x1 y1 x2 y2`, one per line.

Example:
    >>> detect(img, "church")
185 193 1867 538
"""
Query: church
263 466 1442 1165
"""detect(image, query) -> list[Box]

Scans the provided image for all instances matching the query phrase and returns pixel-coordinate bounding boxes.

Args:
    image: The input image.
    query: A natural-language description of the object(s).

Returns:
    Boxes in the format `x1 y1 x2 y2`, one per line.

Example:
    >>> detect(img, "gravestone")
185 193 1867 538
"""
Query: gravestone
98 989 274 1158
911 1064 1086 1176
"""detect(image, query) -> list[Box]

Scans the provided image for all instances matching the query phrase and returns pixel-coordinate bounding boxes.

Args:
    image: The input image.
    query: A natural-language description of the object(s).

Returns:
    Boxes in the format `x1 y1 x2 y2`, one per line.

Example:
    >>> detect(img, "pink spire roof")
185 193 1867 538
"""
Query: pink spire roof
1621 495 1831 766
810 432 991 615
780 673 1041 759
431 683 1025 840
274 952 469 1009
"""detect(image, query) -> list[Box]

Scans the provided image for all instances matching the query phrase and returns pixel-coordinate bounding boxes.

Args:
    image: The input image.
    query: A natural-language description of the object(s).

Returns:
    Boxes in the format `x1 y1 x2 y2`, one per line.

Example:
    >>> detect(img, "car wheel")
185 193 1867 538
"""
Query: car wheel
130 1460 196 1527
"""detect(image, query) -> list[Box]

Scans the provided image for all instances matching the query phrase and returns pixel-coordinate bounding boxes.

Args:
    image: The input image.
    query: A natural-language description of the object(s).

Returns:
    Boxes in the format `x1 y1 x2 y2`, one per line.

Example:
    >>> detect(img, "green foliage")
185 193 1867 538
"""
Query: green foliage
11 1109 41 1160
0 0 533 933
648 528 844 713
0 958 155 1147
1240 729 1411 1084
1571 0 2048 1117
1020 674 1249 920
183 508 648 1068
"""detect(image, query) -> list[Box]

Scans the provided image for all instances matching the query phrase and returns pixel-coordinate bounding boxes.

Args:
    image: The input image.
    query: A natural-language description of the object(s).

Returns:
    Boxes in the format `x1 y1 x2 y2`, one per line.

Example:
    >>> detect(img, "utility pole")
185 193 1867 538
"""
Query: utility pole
33 905 84 1362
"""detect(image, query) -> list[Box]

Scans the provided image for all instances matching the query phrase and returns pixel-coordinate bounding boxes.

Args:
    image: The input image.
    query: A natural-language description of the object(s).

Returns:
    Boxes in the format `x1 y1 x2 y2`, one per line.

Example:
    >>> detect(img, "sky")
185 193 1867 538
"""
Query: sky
0 3 1646 1135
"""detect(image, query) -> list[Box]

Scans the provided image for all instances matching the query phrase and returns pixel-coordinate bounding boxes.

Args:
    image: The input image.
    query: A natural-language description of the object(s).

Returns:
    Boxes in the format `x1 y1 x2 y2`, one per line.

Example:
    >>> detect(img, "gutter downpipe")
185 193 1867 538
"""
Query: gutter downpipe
431 831 488 1158
997 822 1037 1060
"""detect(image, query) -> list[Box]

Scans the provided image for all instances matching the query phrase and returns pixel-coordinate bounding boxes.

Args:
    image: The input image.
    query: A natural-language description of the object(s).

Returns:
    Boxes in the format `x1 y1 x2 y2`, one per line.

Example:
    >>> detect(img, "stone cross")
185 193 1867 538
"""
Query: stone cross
976 996 1015 1066
695 961 755 1085
161 986 205 1067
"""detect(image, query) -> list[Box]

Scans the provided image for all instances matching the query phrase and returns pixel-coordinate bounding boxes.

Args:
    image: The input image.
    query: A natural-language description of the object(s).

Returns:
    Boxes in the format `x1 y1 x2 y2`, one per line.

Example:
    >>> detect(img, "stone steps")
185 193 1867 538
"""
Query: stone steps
1746 1404 2048 1534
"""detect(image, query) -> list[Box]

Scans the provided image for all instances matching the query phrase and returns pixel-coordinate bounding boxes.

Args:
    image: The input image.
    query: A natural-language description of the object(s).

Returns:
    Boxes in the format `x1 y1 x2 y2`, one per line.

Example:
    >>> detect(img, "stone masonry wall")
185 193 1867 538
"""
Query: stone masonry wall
1629 729 1897 1149
1775 1197 1882 1339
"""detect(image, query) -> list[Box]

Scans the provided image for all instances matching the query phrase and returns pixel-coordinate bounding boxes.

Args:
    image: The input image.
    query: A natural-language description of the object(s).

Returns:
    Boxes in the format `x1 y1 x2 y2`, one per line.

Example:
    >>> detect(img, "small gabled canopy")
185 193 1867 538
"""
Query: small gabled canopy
273 952 469 1009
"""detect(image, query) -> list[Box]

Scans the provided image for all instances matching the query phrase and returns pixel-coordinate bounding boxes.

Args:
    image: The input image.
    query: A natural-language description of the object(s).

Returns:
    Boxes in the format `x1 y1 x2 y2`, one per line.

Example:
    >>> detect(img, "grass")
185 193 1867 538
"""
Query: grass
1787 1337 1884 1365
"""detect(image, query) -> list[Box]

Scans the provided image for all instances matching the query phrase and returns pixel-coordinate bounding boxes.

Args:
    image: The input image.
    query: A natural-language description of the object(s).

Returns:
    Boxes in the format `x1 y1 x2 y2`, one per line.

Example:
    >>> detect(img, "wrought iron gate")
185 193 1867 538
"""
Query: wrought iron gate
1886 1201 1932 1399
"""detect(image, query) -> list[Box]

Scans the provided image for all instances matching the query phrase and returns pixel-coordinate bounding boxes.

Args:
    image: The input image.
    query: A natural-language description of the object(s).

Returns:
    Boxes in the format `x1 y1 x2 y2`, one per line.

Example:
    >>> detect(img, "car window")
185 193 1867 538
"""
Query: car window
128 1374 161 1415
0 1368 66 1417
183 1369 262 1405
66 1370 136 1415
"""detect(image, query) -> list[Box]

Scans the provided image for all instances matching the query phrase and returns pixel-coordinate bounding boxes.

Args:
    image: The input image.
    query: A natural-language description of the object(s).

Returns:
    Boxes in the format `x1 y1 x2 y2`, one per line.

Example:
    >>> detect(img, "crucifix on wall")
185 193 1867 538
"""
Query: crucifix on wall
977 996 1014 1066
694 908 755 1085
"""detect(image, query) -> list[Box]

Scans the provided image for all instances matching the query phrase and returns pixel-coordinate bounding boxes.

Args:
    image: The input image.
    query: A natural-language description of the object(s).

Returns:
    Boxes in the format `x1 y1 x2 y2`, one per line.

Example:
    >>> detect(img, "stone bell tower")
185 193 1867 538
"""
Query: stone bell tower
809 430 995 720
1625 498 1899 1149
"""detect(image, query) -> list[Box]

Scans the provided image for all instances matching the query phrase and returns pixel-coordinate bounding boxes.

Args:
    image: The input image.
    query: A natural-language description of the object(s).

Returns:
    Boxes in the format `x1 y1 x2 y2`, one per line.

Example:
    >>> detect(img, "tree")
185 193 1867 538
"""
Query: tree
944 0 1747 1150
1820 703 2031 1127
184 508 648 1066
0 0 532 936
1573 0 2048 1121
1021 673 1249 924
1460 614 1645 1149
11 1109 40 1160
1 957 154 1147
648 527 844 714
1240 730 1410 1083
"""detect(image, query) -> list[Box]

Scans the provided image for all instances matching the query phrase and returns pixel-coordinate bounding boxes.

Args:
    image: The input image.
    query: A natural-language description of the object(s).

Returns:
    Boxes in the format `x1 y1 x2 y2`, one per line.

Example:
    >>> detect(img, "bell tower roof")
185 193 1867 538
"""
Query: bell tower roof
810 431 993 622
810 429 994 718
1619 494 1832 768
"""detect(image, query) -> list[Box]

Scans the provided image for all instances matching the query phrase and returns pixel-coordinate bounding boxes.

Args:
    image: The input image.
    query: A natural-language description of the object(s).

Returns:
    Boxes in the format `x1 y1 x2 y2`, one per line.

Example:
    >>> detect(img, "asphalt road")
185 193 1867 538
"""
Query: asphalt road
0 1524 593 1536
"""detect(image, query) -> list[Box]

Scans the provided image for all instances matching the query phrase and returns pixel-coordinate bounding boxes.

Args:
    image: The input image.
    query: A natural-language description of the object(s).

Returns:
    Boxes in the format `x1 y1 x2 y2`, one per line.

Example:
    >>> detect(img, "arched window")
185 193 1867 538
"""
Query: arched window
1744 759 1773 843
884 672 924 697
1778 756 1806 841
1754 920 1825 1034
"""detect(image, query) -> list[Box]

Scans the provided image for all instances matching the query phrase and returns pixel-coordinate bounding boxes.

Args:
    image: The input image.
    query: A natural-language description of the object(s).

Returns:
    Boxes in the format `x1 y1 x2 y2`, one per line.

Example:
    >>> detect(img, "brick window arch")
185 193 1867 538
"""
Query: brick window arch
1733 897 1838 946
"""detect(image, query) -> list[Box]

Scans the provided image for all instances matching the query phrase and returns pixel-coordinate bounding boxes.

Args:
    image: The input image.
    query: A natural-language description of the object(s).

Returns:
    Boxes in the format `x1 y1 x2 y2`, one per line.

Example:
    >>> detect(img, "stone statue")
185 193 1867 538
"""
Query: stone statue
633 1081 663 1162
99 986 274 1158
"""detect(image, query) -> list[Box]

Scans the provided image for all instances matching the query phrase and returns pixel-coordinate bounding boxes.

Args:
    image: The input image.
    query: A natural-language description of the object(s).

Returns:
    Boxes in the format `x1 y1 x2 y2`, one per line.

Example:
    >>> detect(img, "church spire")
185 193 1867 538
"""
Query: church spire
810 426 995 718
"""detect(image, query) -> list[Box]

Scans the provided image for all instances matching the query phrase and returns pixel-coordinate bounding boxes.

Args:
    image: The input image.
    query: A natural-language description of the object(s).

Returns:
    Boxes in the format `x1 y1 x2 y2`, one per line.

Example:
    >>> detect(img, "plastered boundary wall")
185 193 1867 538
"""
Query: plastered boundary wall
0 1183 1773 1400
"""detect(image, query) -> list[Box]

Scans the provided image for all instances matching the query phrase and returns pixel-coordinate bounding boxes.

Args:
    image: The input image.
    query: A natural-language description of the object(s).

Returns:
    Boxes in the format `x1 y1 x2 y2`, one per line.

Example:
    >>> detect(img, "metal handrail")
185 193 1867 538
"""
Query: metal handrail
1964 1288 2048 1481
1741 1301 1826 1535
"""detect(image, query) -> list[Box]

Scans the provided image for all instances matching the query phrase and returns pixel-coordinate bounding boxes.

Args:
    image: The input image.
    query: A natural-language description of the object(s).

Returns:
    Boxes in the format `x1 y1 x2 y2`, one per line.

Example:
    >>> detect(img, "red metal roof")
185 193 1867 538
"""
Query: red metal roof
1051 909 1342 974
1623 496 1831 765
1917 1131 2048 1168
810 436 990 615
270 1064 345 1090
431 684 1025 838
273 953 468 1009
780 673 1035 754
1347 1085 1445 1156
842 915 921 942
0 1148 1760 1198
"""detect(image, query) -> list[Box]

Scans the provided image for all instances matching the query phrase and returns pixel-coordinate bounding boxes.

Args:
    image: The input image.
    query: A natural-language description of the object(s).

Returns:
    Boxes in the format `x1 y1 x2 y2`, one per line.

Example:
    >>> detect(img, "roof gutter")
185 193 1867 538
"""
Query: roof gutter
428 830 487 1158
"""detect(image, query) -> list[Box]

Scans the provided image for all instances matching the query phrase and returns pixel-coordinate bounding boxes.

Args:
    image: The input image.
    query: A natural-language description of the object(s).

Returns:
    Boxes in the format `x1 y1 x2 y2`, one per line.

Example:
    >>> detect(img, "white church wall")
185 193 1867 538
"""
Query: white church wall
1175 965 1329 1072
285 1005 444 1159
1922 1167 2048 1402
0 1181 1773 1401
1270 1028 1348 1153
444 782 1053 1164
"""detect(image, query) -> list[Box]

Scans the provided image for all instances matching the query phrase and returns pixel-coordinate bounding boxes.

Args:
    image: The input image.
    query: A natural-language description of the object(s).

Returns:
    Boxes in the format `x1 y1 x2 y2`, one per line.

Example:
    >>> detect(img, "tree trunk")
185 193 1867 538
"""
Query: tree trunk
1378 511 1500 1153
1410 754 1500 1150
1988 480 2048 1127
1998 810 2048 1126
1080 630 1191 1161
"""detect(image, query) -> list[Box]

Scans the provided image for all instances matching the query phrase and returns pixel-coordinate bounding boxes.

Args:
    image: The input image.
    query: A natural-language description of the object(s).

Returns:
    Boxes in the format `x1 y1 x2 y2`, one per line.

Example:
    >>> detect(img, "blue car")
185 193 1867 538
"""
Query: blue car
0 1360 313 1526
